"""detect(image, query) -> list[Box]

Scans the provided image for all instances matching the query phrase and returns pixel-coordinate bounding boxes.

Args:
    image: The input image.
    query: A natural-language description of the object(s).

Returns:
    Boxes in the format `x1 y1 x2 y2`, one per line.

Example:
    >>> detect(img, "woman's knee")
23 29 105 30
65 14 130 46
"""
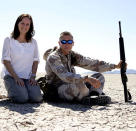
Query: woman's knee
28 85 43 102
11 94 29 103
30 94 43 103
4 78 29 103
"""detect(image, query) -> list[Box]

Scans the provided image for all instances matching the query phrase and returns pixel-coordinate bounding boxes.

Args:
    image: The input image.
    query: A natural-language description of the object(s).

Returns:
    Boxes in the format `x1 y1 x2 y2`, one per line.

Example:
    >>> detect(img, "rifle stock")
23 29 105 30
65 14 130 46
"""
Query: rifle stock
119 21 131 102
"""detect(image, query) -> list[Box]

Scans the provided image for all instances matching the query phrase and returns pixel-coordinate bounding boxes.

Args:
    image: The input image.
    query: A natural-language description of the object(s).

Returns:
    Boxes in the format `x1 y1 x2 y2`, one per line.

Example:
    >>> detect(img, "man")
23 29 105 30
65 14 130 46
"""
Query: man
42 31 121 105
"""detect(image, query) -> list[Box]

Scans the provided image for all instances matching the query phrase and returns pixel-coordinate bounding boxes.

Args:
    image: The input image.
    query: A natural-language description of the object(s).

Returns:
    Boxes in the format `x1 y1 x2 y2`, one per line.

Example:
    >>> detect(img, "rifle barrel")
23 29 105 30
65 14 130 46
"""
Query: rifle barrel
119 21 122 37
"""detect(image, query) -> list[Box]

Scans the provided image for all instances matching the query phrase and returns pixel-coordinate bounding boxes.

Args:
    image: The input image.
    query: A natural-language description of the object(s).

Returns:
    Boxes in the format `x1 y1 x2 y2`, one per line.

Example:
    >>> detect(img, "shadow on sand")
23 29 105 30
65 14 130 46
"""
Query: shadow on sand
47 101 92 112
0 98 118 114
0 99 41 115
45 99 113 112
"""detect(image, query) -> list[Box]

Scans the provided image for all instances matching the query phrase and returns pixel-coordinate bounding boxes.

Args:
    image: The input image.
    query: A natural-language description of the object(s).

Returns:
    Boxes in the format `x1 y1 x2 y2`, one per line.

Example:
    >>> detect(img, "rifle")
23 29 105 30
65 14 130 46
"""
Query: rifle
119 21 132 102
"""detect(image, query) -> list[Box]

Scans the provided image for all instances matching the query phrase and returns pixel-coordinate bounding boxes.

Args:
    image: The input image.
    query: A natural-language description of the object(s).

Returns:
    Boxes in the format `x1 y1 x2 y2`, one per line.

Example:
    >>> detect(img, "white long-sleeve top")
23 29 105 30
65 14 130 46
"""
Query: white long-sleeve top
1 37 40 79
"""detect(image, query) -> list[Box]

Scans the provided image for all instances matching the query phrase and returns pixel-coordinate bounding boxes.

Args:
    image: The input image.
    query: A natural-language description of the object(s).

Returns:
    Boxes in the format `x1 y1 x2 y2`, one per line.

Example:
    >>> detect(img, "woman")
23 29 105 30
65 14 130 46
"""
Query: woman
1 14 42 103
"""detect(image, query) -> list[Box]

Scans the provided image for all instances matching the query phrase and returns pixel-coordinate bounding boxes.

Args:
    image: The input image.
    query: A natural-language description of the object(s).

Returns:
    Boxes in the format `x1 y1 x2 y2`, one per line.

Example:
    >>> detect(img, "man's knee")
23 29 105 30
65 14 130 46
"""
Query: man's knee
99 73 105 83
58 83 89 101
76 82 89 100
58 84 79 101
58 85 74 100
91 73 105 83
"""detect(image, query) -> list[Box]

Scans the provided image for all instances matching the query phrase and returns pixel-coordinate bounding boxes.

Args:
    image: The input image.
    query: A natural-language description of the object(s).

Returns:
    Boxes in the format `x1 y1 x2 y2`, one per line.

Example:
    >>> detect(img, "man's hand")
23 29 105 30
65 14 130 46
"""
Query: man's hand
115 60 127 69
85 77 101 88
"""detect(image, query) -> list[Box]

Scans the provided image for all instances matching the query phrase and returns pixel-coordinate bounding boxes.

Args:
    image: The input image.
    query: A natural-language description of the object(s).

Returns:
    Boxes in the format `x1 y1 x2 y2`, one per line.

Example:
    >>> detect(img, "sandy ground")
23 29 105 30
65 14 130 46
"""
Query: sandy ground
0 74 136 131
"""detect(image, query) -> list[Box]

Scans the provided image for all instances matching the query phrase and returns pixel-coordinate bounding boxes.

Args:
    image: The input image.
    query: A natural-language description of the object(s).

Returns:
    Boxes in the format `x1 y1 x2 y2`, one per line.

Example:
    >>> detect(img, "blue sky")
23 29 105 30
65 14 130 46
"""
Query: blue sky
0 0 136 72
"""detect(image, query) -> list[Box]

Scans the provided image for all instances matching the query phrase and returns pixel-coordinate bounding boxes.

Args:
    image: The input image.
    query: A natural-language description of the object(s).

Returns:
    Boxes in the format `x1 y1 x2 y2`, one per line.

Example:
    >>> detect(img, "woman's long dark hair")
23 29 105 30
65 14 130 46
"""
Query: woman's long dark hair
11 14 35 42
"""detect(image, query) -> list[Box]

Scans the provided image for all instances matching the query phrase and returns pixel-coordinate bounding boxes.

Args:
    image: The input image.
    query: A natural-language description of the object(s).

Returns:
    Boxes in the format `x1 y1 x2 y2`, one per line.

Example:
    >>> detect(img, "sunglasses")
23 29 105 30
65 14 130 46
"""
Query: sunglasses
61 40 73 44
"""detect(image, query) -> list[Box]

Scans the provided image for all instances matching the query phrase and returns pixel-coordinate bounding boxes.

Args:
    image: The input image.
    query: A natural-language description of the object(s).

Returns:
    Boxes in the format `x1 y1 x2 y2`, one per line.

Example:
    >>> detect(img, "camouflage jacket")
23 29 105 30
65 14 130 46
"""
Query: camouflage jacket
44 48 115 85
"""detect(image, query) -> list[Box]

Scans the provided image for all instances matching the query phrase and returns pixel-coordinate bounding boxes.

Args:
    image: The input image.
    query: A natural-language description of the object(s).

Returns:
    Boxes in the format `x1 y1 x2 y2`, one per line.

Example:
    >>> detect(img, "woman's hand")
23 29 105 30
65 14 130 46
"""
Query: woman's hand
29 75 37 86
85 77 101 88
14 77 25 87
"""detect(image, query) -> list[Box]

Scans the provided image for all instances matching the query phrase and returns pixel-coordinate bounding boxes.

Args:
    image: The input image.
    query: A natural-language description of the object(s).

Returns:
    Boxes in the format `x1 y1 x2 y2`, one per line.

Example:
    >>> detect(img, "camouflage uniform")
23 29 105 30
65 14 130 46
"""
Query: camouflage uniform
44 48 115 101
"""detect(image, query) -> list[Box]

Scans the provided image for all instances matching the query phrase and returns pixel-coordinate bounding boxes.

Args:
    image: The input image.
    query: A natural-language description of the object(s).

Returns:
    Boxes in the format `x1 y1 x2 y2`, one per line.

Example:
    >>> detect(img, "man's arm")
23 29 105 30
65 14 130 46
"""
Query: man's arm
71 51 117 72
48 54 104 88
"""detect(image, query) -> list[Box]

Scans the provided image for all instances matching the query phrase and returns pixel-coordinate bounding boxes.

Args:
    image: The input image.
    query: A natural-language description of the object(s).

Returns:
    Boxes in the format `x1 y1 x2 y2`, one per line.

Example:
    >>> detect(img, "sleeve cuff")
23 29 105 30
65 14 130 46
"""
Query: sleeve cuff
33 58 40 63
110 64 116 69
1 58 11 64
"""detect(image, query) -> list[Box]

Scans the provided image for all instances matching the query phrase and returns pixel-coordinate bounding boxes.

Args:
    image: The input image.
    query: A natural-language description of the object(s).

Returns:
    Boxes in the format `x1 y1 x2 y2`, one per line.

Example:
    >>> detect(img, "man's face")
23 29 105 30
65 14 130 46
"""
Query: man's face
59 35 74 54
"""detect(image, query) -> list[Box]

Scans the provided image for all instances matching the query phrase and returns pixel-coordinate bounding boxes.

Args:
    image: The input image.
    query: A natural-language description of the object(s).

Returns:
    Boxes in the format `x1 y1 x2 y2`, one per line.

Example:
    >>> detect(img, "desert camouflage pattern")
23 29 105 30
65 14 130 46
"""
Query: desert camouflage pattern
44 48 115 100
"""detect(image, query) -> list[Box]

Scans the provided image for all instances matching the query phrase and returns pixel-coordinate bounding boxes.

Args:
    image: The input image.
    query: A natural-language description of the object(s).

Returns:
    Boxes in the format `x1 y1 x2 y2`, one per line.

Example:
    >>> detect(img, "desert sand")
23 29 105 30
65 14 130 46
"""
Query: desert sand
0 74 136 131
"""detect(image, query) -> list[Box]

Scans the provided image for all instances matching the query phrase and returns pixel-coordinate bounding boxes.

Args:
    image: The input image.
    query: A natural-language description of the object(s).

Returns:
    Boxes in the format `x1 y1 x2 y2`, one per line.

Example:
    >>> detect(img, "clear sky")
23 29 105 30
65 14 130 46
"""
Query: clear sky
0 0 136 73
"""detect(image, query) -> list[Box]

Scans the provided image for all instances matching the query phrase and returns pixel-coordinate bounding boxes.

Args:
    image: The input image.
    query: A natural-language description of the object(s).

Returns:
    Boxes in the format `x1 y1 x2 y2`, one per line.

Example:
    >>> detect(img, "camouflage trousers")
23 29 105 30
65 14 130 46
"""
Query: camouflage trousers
58 73 105 101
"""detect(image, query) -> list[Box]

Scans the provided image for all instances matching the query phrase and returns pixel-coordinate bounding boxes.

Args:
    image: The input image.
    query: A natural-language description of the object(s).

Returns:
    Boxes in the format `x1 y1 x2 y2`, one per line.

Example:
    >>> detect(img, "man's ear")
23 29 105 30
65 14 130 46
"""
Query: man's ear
72 42 74 46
